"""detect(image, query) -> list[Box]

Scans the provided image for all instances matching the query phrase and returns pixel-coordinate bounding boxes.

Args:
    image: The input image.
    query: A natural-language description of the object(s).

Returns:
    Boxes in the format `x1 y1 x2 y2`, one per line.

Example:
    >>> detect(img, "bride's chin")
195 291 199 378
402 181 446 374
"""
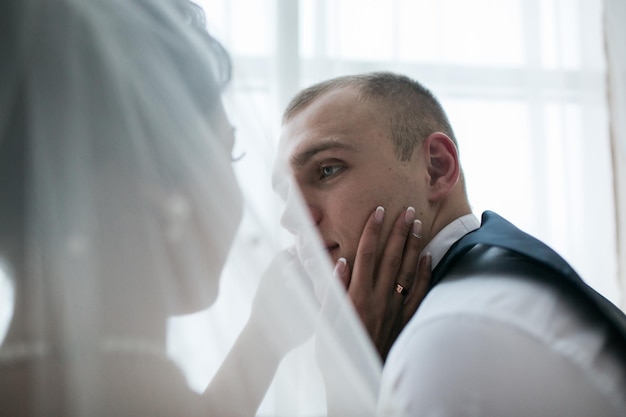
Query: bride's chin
163 251 224 315
172 281 220 315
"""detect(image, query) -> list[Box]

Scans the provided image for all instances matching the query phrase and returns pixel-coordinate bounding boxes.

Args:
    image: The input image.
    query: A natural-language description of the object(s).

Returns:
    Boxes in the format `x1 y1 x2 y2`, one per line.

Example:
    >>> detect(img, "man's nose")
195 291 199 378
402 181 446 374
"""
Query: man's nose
280 192 322 234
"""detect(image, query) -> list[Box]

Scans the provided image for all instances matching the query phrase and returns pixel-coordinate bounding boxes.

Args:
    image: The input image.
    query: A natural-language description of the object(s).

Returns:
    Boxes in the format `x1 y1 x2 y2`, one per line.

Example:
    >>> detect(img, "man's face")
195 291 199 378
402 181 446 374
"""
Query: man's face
278 86 428 269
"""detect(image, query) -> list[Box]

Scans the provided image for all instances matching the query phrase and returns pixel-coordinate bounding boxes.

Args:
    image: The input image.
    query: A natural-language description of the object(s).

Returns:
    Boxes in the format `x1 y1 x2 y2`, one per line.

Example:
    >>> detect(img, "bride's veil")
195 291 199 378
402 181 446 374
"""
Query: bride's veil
0 0 382 415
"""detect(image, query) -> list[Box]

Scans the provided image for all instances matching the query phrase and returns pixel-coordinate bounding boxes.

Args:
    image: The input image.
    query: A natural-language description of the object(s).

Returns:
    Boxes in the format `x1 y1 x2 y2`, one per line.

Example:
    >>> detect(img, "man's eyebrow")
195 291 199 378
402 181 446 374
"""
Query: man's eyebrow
290 141 357 169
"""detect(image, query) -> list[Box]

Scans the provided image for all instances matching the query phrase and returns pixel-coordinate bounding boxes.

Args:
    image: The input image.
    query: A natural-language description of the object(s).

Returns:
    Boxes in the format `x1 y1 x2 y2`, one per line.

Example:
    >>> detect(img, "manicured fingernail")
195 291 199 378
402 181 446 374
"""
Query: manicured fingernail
374 206 385 223
334 257 347 275
404 206 415 224
412 219 422 238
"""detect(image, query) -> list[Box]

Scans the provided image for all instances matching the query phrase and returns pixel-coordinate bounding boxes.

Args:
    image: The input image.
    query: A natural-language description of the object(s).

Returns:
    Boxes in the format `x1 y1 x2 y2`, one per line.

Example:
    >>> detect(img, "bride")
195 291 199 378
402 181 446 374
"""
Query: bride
0 0 427 415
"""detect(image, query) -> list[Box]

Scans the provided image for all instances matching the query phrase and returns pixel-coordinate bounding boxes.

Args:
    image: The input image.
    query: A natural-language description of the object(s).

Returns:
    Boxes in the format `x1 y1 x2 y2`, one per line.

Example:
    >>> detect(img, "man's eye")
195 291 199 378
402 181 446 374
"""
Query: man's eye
320 165 342 179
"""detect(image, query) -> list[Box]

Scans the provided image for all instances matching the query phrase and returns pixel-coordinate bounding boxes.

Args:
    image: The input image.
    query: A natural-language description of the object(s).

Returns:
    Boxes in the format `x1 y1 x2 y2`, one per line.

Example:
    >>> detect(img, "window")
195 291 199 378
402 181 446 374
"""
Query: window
173 0 619 399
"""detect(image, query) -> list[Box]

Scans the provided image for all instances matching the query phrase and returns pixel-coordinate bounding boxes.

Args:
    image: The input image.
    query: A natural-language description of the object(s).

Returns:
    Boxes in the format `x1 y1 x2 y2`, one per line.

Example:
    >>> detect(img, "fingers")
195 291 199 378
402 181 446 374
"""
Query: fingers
375 206 421 295
378 208 424 348
402 252 432 326
333 257 350 289
376 207 419 294
343 205 428 360
348 206 385 297
377 248 430 362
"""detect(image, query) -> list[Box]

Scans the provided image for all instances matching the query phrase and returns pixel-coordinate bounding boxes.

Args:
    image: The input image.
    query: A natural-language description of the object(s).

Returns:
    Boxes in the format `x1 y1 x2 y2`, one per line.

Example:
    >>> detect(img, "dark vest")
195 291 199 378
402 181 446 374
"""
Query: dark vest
430 211 626 344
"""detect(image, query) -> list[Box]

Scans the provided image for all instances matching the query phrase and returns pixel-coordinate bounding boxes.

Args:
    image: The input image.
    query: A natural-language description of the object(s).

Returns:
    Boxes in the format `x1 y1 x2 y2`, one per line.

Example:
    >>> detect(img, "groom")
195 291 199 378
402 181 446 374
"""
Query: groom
277 71 626 415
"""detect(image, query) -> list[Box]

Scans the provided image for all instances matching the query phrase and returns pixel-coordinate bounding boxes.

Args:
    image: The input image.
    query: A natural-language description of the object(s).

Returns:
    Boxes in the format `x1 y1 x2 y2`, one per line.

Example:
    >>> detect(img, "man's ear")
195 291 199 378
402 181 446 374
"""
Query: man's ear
423 132 460 202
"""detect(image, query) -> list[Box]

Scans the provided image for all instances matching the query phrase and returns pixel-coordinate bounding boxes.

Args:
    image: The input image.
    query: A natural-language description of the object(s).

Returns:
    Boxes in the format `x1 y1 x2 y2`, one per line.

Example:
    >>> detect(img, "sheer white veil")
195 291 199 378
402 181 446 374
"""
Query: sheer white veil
0 0 383 416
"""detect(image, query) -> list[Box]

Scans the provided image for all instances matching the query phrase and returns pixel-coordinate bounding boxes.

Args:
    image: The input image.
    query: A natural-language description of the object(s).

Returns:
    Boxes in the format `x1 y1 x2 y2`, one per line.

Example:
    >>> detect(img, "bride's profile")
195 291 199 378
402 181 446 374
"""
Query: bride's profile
0 0 426 416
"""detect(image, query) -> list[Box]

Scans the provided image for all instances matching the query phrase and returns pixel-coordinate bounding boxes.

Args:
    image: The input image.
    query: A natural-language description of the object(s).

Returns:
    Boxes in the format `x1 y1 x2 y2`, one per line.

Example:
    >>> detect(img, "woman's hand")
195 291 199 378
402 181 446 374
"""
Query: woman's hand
334 206 432 361
248 248 317 353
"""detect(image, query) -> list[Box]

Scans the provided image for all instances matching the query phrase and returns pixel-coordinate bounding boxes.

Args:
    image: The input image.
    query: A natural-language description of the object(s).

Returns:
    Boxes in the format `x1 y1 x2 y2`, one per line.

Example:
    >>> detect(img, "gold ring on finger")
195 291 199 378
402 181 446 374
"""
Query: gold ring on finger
395 283 408 296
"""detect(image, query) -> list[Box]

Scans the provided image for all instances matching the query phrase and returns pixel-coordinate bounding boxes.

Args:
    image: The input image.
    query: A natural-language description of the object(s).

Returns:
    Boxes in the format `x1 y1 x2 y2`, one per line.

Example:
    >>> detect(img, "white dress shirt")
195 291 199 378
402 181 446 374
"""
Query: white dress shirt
378 214 626 417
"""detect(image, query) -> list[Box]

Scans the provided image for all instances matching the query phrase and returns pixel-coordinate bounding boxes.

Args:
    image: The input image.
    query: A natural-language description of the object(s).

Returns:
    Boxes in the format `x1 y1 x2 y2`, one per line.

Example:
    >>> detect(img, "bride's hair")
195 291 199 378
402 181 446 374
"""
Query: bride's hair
172 0 232 89
0 71 26 270
0 2 385 416
0 0 231 268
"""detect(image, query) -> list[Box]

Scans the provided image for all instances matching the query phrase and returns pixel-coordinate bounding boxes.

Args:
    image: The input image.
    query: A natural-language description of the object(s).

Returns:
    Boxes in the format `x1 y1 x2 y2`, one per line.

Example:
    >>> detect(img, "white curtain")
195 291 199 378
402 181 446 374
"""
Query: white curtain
172 0 623 400
199 0 621 303
605 0 626 311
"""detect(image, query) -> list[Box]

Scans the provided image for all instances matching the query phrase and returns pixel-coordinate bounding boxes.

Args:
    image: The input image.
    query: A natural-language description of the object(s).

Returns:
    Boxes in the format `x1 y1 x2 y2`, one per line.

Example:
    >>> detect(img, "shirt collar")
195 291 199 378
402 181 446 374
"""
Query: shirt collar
422 213 480 270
